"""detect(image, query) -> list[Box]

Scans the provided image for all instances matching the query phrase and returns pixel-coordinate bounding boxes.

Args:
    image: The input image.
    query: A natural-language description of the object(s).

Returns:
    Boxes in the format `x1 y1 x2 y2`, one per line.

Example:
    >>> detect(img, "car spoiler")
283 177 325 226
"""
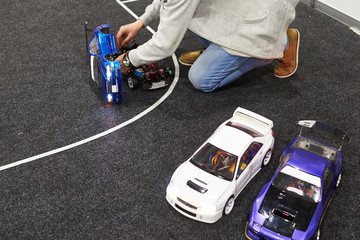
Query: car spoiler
232 107 273 133
297 120 351 150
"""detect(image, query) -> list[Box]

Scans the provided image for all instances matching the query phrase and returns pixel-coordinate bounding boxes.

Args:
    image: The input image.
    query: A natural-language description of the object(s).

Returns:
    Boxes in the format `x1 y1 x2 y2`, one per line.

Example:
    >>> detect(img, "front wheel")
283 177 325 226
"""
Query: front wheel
262 150 272 167
127 77 138 89
223 196 235 216
313 228 320 240
336 173 342 188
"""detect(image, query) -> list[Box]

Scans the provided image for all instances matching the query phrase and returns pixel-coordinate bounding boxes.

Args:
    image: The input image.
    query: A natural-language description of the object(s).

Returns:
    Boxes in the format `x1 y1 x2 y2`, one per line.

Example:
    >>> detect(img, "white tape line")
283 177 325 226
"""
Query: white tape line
0 1 180 172
116 0 156 34
121 0 140 4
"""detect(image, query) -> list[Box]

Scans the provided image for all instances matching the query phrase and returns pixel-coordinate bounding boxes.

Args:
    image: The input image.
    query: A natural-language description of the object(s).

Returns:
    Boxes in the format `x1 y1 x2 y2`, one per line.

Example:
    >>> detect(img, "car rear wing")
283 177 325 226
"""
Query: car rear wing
232 107 273 134
297 120 351 150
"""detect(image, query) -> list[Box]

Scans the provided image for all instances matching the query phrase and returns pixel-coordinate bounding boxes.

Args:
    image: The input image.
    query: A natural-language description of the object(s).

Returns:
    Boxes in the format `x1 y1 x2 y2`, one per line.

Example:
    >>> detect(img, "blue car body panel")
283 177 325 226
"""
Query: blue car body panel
88 24 122 103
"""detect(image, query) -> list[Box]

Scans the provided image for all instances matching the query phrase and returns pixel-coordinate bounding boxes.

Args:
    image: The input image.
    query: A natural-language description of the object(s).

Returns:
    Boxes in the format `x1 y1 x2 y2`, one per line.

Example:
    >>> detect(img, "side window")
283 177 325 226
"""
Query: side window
236 142 263 179
89 36 99 55
322 168 333 196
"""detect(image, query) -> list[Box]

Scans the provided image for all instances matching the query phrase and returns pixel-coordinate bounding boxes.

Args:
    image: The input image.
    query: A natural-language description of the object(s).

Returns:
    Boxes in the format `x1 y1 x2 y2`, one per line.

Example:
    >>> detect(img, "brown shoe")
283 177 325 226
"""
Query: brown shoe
274 29 300 78
179 49 205 66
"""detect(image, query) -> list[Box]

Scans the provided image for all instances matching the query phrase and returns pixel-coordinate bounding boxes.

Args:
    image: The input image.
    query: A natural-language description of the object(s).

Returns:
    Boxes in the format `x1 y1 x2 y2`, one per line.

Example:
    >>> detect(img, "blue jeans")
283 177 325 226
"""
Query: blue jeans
188 37 273 92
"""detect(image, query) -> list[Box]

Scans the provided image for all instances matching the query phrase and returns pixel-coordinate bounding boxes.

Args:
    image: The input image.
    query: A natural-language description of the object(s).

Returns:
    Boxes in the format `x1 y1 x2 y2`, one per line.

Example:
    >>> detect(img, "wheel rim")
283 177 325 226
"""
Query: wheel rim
263 150 272 166
316 228 320 240
128 78 134 88
224 197 234 215
336 173 342 187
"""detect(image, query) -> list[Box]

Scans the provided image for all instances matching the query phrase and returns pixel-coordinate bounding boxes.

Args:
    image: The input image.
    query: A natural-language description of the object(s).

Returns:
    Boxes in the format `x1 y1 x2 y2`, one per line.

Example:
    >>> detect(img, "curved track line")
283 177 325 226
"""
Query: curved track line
0 2 180 172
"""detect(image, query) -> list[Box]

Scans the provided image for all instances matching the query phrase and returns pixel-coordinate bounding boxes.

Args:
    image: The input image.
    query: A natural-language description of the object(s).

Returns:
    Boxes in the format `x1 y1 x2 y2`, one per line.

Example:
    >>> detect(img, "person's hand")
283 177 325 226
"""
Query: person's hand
115 53 131 74
116 19 144 48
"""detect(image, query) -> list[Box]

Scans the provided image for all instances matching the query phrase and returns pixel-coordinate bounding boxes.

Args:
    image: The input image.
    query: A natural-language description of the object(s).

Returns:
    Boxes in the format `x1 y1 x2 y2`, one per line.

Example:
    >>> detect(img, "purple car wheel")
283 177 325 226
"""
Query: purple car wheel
336 173 342 188
314 228 320 240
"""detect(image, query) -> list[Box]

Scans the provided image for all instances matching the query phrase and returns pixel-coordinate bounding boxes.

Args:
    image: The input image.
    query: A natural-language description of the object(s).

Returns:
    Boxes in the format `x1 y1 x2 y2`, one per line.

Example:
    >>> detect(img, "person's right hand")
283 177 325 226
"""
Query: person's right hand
116 19 144 48
115 53 131 74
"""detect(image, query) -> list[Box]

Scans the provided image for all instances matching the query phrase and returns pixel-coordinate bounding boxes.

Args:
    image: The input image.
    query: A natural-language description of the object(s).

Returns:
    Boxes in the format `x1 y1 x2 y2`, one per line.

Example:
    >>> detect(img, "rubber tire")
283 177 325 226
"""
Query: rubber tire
127 77 137 89
313 228 320 240
336 173 342 188
223 196 235 216
262 150 272 167
166 67 174 78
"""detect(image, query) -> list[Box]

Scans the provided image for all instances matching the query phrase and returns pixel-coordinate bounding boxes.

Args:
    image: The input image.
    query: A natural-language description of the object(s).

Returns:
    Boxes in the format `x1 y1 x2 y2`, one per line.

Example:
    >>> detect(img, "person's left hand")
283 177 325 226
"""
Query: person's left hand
115 53 131 74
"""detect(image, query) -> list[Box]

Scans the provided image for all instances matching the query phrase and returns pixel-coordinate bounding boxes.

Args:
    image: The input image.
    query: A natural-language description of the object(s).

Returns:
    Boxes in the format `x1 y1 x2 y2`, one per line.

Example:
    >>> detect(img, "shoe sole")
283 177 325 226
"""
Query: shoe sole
274 29 300 79
178 58 193 66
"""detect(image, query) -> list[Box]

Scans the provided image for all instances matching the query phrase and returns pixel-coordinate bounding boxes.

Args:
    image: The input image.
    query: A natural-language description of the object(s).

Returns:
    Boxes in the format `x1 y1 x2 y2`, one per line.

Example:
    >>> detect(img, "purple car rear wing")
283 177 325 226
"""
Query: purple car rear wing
297 120 351 150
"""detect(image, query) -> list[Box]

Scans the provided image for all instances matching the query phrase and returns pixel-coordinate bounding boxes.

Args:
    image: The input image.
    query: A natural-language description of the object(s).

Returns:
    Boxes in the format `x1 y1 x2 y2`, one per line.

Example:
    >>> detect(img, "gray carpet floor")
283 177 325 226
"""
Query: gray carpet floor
0 0 359 239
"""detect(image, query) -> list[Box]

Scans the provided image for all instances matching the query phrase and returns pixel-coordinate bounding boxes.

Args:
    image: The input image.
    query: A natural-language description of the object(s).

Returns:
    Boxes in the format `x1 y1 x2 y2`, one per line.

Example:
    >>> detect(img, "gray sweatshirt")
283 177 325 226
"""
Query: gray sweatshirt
129 0 299 67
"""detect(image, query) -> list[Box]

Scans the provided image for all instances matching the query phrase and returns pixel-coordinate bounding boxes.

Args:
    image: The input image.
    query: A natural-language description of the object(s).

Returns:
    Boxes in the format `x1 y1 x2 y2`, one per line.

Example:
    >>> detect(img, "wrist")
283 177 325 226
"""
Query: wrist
122 51 135 69
135 19 145 29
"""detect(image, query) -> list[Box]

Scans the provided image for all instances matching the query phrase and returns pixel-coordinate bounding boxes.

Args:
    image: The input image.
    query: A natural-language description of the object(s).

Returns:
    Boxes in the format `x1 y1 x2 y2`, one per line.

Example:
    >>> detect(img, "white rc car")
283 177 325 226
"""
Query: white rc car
166 107 275 223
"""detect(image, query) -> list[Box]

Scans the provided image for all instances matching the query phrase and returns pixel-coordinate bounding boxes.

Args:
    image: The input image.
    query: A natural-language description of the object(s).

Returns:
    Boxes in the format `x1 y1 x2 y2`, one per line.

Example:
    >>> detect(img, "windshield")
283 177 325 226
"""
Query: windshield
272 169 321 203
190 143 238 181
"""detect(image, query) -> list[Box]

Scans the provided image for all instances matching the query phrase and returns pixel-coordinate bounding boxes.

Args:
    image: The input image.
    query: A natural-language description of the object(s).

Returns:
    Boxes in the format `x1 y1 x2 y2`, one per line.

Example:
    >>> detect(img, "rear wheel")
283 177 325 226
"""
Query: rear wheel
223 196 235 216
166 67 174 78
262 150 272 167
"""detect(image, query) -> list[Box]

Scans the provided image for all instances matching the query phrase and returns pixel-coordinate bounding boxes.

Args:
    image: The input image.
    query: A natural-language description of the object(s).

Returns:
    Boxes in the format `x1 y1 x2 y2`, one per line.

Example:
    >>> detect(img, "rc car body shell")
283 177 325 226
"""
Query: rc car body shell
246 121 350 240
88 24 122 103
166 107 275 223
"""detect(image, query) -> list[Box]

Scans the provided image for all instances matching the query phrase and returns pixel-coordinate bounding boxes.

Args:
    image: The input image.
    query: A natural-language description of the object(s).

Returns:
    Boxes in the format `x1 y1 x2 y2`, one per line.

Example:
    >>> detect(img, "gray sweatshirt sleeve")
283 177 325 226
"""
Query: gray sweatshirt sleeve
129 0 201 67
139 0 161 26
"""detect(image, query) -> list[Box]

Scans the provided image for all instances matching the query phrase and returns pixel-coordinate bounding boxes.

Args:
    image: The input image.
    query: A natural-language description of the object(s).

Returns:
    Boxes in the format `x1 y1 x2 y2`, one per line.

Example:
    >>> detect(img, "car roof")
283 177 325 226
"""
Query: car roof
208 125 253 155
286 148 330 177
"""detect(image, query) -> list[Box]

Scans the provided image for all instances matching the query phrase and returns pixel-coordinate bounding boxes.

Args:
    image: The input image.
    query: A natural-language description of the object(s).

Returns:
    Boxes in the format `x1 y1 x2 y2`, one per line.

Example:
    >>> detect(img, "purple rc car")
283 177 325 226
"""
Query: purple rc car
245 120 350 240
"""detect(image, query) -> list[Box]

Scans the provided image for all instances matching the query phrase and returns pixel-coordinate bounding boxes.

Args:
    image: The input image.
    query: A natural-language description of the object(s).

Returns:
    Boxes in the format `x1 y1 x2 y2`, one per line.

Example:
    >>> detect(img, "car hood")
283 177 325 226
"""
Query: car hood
258 185 318 238
172 161 232 206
